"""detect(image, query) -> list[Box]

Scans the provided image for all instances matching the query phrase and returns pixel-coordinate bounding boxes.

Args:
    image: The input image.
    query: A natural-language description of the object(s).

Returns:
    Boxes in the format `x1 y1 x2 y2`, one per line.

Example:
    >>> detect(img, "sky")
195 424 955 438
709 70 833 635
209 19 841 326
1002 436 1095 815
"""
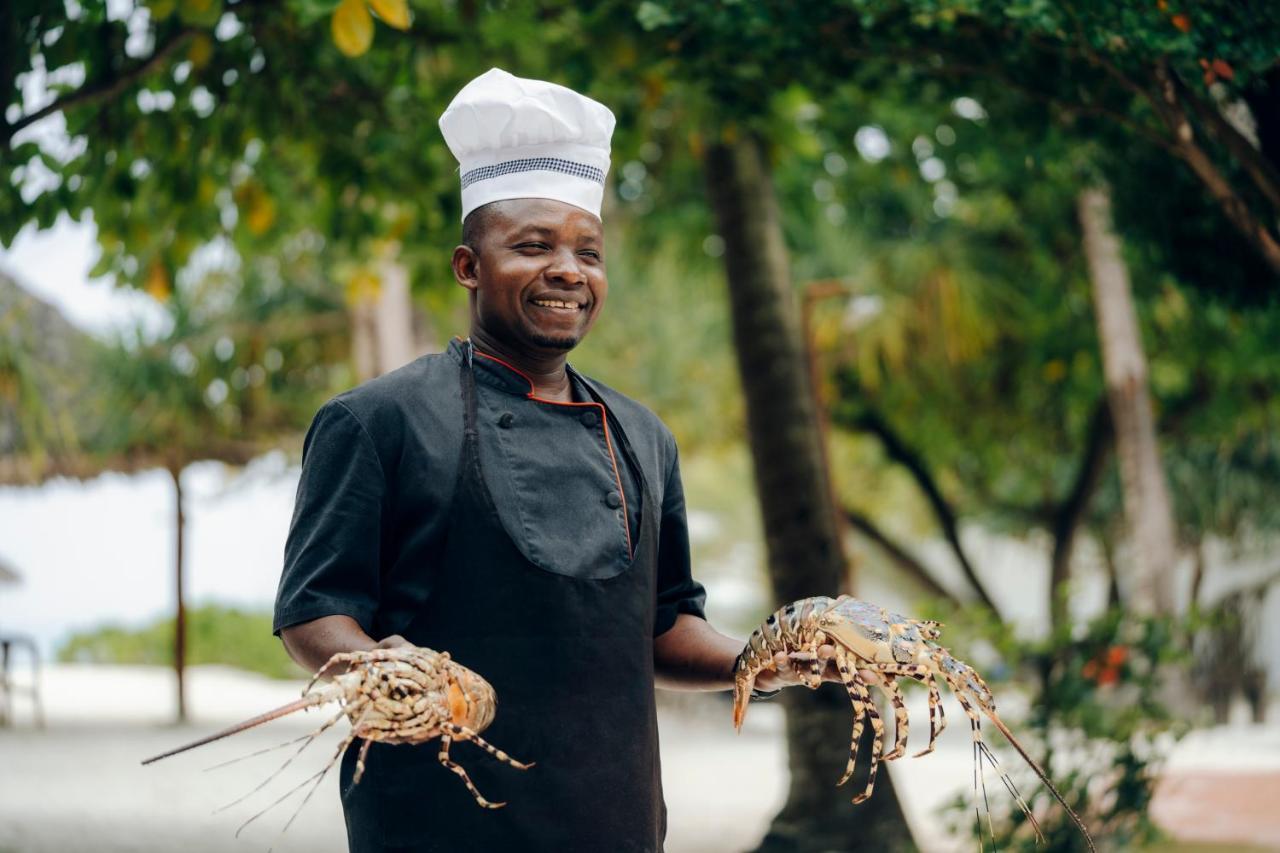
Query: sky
0 217 297 658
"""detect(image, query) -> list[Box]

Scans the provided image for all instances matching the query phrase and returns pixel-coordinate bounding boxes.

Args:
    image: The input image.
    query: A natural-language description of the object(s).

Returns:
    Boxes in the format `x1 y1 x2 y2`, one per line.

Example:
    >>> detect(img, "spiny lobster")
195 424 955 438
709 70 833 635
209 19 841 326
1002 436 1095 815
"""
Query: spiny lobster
733 595 1095 851
142 646 531 841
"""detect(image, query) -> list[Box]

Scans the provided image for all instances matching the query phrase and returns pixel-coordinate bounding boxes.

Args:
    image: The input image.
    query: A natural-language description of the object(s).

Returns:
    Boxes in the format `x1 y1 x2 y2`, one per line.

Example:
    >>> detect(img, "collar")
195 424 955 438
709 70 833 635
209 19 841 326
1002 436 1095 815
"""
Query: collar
446 337 601 402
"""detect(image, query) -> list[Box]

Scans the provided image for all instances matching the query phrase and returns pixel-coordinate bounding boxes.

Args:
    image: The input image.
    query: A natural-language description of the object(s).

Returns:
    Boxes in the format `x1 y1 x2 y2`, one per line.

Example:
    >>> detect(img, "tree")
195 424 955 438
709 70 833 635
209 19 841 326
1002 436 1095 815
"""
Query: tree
705 135 914 851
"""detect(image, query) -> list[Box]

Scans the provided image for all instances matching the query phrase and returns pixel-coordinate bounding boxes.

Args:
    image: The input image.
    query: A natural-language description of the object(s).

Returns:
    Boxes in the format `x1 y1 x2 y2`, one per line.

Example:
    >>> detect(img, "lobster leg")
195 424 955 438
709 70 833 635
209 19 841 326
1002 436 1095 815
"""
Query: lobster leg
834 647 869 787
443 723 535 771
352 737 373 784
851 692 885 805
437 733 504 809
875 676 910 761
861 662 929 761
914 675 946 758
834 647 886 804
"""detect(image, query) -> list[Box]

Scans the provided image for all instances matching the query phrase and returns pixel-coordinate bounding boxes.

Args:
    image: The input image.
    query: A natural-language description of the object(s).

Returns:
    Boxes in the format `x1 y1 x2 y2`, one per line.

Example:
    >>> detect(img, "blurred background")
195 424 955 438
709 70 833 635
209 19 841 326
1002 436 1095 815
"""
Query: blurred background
2 1 1279 851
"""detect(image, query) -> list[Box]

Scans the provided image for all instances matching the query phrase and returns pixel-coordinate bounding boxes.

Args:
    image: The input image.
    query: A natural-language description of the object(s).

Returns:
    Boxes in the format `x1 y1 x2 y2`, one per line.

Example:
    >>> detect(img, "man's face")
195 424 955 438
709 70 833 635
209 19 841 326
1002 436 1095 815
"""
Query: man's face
453 198 607 353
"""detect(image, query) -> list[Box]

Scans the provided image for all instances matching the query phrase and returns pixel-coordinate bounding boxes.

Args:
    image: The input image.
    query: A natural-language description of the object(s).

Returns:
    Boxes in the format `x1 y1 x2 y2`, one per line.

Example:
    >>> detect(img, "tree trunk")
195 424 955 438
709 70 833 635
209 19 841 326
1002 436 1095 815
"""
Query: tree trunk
169 464 187 723
706 134 914 852
1078 186 1177 616
351 255 433 382
1048 401 1112 631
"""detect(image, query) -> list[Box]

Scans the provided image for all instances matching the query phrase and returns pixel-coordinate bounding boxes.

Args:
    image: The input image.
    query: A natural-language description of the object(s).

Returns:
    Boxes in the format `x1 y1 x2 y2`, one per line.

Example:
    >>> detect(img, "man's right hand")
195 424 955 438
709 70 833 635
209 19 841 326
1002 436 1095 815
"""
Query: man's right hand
280 614 386 675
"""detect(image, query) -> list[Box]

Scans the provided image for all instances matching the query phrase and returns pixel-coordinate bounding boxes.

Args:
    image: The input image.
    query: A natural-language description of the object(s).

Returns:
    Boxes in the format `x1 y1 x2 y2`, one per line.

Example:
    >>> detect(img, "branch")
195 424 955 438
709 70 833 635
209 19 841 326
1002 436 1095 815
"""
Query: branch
843 507 966 608
850 406 1000 615
5 26 198 145
1168 68 1280 213
1048 400 1113 629
1151 59 1280 276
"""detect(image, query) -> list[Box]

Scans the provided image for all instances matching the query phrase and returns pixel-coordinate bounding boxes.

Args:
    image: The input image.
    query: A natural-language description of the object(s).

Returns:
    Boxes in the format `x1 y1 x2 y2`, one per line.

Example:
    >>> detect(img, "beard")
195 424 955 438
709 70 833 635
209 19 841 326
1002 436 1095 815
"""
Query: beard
526 330 580 351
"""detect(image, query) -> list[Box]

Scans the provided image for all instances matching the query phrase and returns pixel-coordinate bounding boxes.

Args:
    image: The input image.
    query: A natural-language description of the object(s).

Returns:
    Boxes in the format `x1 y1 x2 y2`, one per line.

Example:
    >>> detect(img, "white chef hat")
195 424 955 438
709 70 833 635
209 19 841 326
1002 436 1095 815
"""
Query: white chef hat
438 68 616 222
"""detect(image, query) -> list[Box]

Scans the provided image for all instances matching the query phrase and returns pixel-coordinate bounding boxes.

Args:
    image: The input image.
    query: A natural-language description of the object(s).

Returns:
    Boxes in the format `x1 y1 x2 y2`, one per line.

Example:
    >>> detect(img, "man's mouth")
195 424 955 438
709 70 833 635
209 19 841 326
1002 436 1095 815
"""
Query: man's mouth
529 298 585 311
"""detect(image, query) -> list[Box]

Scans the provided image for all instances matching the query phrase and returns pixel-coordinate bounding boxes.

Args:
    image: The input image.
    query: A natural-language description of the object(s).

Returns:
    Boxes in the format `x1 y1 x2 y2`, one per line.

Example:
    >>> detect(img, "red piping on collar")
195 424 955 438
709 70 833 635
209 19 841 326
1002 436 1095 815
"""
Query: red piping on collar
471 347 634 559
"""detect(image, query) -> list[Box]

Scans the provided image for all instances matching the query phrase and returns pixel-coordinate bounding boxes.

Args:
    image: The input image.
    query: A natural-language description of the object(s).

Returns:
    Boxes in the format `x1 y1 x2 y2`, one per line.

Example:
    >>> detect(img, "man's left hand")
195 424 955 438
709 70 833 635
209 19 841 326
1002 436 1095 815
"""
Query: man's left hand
754 644 881 692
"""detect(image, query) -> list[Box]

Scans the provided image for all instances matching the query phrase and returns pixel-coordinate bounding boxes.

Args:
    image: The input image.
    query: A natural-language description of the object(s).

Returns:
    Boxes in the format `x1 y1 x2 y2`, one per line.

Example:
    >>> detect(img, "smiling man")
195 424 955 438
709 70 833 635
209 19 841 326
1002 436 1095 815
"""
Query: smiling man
272 69 816 853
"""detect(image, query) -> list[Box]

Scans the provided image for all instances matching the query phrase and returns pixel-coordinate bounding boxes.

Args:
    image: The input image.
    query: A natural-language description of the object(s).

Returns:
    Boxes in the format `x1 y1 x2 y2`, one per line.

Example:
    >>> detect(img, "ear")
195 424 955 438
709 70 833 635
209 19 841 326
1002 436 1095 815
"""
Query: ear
452 245 480 292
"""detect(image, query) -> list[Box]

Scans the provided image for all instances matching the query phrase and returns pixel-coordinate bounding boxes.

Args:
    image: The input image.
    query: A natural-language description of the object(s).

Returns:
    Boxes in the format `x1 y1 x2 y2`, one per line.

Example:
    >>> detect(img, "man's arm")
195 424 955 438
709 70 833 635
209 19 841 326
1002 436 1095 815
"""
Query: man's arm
280 614 410 675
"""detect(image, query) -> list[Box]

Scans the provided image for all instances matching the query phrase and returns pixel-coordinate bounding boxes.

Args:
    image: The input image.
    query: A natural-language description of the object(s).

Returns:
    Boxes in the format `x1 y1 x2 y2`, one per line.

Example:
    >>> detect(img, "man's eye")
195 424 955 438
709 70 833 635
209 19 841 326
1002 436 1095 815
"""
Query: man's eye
514 242 550 252
578 250 601 260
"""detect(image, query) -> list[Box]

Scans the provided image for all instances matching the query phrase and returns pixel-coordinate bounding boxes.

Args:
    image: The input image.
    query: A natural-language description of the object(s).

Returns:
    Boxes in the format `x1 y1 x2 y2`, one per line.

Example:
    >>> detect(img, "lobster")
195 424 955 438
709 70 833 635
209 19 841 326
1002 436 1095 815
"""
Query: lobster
733 596 1095 851
142 646 531 839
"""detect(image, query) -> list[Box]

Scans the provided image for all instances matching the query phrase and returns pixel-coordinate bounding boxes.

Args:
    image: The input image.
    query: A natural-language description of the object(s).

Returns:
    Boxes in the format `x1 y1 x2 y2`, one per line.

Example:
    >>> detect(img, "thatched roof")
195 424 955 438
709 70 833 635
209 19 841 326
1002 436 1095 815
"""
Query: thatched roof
0 270 104 484
0 270 301 486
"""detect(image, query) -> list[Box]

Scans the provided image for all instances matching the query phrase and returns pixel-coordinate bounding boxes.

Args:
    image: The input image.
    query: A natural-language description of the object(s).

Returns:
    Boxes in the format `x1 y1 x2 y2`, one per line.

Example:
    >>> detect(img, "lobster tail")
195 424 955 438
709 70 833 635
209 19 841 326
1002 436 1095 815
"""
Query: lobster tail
731 656 754 731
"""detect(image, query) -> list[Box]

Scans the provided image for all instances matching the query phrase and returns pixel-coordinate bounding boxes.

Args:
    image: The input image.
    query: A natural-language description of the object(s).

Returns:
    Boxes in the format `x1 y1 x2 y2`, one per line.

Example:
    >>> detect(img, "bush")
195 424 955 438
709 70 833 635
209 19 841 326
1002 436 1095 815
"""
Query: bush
935 606 1192 851
58 603 306 680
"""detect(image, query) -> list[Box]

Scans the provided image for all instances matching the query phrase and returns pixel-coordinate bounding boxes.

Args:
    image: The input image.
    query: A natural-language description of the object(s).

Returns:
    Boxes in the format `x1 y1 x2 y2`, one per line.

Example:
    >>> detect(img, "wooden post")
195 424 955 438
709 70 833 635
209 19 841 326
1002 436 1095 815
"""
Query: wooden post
169 464 187 723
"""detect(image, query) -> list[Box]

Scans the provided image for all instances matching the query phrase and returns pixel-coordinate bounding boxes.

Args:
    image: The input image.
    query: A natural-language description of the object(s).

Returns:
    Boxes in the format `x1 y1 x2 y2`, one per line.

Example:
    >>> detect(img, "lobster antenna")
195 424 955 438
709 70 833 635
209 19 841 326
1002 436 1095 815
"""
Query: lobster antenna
204 732 313 772
972 721 998 851
986 713 1097 853
214 708 347 814
141 695 321 765
977 738 1044 842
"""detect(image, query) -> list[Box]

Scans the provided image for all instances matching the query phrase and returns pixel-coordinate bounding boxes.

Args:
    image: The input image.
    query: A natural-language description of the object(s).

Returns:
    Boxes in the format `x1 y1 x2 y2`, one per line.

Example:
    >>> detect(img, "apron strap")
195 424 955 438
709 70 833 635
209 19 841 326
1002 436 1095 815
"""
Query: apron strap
460 337 479 440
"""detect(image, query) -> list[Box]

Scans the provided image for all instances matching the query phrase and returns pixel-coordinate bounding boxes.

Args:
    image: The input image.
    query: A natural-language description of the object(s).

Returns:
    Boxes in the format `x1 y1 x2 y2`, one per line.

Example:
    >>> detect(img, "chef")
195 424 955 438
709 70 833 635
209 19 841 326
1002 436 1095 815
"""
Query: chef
273 68 815 853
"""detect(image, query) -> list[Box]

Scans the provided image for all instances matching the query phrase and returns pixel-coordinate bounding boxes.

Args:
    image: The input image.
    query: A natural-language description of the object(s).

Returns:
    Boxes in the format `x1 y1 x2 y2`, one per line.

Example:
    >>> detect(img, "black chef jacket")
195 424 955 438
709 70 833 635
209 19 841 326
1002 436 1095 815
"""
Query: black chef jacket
273 337 707 852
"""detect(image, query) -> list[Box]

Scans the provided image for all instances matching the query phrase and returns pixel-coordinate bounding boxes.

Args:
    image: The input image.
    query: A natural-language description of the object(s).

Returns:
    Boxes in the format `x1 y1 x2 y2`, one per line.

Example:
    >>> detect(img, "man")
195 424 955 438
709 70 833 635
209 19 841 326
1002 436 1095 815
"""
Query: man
273 69 826 853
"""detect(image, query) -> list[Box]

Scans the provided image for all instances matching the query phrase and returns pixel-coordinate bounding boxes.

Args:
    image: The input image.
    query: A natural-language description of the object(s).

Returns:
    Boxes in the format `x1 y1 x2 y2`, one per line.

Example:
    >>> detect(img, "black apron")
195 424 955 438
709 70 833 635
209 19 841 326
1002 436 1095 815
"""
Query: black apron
338 340 666 853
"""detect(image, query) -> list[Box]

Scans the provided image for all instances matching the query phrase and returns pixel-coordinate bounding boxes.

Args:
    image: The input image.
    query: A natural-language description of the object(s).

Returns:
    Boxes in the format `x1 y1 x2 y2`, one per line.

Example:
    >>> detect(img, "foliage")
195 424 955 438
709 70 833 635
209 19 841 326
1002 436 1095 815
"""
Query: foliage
58 601 307 679
935 607 1191 851
635 0 1280 285
83 244 351 470
572 235 742 450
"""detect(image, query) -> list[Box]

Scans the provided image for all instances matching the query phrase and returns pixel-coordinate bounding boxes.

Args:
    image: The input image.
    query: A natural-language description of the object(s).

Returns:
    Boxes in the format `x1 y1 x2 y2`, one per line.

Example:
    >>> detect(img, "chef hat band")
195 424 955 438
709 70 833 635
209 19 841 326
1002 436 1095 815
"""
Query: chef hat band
439 69 616 221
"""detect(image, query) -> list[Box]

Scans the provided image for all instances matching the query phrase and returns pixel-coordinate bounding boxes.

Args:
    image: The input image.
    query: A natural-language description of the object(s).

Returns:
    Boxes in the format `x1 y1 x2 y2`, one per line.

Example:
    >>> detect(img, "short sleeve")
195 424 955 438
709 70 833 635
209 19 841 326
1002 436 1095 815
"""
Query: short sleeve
273 399 385 636
653 437 707 636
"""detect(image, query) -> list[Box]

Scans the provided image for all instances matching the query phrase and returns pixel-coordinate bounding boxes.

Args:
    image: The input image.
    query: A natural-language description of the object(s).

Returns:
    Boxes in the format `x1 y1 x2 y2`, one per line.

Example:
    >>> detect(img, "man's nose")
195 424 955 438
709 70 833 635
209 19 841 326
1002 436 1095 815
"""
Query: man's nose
545 247 587 285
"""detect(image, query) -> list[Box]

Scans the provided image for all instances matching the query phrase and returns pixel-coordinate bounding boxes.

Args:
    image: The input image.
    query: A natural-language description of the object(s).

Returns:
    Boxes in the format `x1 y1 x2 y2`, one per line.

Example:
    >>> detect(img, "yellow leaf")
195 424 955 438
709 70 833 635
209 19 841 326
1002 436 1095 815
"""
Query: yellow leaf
187 33 214 69
247 192 276 235
146 261 171 302
344 268 381 305
197 175 217 204
332 0 374 57
148 0 176 21
369 0 411 31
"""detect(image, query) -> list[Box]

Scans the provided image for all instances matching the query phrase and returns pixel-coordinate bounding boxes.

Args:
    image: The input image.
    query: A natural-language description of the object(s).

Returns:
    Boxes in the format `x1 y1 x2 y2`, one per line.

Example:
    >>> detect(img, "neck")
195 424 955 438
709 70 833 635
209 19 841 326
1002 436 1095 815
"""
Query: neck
469 328 573 401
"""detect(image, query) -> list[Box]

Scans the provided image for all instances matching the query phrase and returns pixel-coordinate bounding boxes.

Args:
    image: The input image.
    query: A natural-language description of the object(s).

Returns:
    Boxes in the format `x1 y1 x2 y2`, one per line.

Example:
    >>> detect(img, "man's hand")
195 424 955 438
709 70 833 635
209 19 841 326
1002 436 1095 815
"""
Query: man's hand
652 613 881 693
280 614 411 676
754 644 881 693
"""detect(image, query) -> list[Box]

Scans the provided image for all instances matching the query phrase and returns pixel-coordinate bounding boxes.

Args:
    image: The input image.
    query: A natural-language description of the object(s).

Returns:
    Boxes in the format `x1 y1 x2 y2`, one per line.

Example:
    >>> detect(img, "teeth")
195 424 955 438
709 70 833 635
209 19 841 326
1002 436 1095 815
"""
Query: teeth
532 299 580 309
